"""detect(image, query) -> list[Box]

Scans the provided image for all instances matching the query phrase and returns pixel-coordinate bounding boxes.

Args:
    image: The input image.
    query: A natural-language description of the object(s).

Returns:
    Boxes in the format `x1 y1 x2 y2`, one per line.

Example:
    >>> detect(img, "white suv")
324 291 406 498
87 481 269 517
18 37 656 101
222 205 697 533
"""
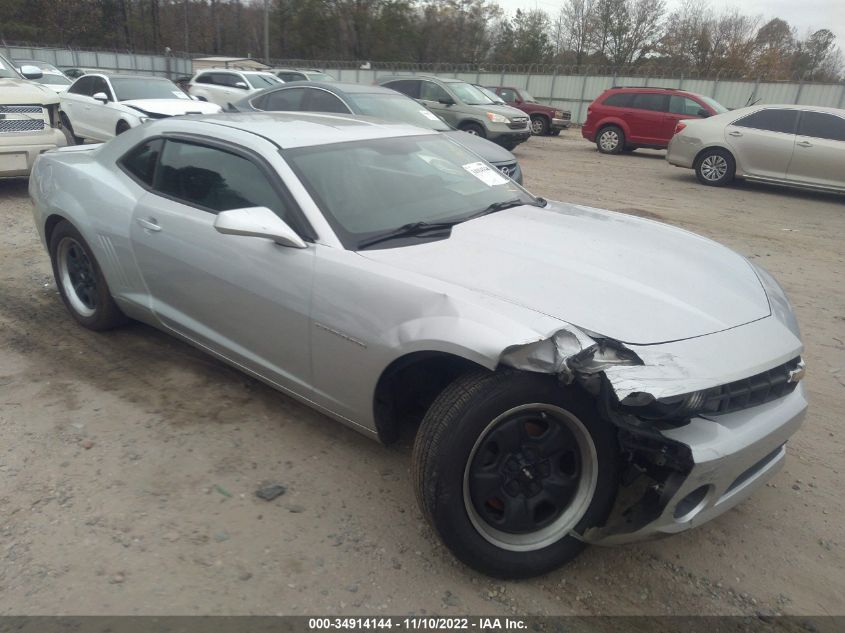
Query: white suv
187 70 282 108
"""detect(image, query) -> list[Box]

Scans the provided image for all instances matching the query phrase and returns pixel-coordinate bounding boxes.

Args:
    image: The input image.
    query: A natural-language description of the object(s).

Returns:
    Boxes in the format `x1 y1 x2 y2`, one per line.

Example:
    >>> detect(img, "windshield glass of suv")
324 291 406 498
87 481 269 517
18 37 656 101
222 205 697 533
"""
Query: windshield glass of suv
308 71 335 81
246 74 281 89
284 134 535 248
0 56 21 79
112 78 188 100
449 82 494 105
349 93 450 132
30 65 72 86
521 90 538 103
476 86 505 104
698 95 728 114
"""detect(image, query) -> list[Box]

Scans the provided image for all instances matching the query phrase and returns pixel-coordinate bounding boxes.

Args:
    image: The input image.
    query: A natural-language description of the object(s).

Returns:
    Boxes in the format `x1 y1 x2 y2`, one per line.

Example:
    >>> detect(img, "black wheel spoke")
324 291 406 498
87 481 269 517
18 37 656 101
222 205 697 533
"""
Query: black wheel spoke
468 471 501 503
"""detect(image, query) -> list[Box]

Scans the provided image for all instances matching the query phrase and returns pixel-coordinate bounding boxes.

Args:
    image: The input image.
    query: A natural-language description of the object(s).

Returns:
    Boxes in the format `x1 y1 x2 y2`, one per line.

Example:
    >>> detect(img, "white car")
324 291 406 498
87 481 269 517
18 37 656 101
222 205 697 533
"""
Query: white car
187 69 282 108
13 59 73 93
60 74 222 143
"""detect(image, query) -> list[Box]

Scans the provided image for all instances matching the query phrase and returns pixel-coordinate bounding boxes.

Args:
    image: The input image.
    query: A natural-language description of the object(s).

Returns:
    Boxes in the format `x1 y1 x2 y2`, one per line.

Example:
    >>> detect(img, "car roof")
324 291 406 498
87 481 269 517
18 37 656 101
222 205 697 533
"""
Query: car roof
156 112 434 149
197 68 275 75
253 80 398 97
378 74 467 84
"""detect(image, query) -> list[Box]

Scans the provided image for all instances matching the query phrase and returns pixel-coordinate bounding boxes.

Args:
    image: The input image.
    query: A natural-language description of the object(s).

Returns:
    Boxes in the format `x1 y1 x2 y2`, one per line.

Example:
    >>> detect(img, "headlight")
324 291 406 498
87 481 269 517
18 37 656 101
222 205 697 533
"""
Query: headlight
750 261 801 339
486 112 509 124
554 110 565 118
621 389 718 420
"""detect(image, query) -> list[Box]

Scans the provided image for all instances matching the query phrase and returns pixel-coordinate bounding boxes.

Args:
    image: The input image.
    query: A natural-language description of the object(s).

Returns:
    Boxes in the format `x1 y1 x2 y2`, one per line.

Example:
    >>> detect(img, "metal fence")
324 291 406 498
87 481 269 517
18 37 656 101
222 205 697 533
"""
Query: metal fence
1 42 192 77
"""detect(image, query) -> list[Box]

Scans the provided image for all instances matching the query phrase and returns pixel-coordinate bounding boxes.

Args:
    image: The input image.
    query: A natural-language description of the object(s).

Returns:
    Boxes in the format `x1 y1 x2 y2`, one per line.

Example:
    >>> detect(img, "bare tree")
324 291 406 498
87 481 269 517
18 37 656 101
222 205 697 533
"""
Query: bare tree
556 0 595 69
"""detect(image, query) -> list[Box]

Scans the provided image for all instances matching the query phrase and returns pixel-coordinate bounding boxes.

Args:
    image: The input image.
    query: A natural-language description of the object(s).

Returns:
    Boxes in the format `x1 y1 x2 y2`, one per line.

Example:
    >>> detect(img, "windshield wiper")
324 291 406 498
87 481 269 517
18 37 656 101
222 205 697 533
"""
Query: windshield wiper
357 198 539 250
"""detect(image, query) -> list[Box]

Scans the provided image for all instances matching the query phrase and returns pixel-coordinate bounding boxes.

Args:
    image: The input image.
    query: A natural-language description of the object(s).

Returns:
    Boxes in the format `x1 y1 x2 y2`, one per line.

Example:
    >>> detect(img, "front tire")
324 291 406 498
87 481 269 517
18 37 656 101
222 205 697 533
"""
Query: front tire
695 148 735 186
49 221 126 331
460 122 486 137
596 125 624 154
530 115 549 136
60 113 84 145
412 370 618 578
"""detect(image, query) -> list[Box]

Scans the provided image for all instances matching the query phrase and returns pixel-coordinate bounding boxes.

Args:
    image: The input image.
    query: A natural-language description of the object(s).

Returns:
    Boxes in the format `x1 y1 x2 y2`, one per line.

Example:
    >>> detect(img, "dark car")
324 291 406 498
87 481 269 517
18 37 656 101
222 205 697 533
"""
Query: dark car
582 87 728 154
487 86 572 136
231 81 524 183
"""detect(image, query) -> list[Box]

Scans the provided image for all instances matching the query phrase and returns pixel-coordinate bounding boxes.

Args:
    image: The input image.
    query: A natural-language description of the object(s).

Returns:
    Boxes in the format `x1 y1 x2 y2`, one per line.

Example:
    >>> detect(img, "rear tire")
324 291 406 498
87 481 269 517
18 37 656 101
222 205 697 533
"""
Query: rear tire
460 122 486 138
49 221 126 331
412 370 618 579
694 148 735 186
530 115 549 136
549 129 561 136
596 125 624 154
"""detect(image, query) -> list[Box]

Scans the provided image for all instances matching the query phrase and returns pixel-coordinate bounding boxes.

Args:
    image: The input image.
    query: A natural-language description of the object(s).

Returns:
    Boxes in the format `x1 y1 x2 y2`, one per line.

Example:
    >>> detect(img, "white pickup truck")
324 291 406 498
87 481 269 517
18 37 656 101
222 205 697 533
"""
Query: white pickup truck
1 52 67 178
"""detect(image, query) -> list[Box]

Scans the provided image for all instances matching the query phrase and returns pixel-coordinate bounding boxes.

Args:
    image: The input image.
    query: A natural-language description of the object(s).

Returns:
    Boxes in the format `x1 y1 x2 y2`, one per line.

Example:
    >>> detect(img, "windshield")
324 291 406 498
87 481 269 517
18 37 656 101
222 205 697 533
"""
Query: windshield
112 78 189 101
476 86 505 104
24 64 72 86
247 74 281 89
0 55 21 79
348 93 450 131
284 134 535 249
698 94 728 114
449 82 495 106
307 71 335 81
521 90 537 103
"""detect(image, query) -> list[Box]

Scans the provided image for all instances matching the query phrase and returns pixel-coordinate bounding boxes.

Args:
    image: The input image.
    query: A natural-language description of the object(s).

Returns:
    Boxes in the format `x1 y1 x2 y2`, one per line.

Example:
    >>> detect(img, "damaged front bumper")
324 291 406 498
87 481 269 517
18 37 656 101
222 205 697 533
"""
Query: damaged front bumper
584 381 806 544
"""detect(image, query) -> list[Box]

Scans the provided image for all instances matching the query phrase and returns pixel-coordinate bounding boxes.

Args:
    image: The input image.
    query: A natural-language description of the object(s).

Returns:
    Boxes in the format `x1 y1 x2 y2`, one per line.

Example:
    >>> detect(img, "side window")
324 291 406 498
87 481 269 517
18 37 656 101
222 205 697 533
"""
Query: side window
733 109 798 134
419 81 450 103
154 140 288 220
631 93 668 112
69 76 95 95
211 73 237 87
602 93 634 108
119 139 163 186
669 95 705 116
383 80 420 99
195 73 213 84
304 89 349 113
91 77 112 100
500 88 518 102
797 111 845 142
264 87 307 111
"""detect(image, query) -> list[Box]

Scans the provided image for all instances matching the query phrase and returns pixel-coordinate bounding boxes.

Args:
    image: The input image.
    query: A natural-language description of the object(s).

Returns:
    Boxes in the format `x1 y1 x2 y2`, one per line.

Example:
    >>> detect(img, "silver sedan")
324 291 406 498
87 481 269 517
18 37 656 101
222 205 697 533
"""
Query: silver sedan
667 104 845 192
29 113 806 578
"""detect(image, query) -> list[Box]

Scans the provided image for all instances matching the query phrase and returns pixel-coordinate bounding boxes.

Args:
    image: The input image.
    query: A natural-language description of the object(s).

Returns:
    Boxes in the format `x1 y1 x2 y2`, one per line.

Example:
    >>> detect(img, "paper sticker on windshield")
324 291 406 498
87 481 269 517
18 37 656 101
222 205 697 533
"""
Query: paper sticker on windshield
173 91 190 99
463 161 509 186
418 109 439 121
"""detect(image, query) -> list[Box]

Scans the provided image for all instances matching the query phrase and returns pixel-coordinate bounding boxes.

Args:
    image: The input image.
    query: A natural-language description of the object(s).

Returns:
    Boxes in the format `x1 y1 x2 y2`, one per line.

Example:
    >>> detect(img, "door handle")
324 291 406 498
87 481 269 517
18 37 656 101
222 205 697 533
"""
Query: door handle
728 130 743 137
137 217 162 232
797 140 813 148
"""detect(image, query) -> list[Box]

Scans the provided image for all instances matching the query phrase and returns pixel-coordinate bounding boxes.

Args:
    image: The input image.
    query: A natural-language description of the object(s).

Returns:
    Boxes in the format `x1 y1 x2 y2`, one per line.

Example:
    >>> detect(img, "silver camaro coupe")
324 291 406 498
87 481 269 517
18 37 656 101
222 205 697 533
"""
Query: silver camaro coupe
29 113 807 578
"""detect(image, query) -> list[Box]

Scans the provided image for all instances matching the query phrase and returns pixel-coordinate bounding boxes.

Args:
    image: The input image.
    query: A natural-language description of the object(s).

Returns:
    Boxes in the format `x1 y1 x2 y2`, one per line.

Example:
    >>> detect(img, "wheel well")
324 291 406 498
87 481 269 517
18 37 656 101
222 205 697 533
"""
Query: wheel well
373 351 488 444
459 120 484 131
116 120 129 134
693 145 734 168
531 113 550 121
44 214 68 246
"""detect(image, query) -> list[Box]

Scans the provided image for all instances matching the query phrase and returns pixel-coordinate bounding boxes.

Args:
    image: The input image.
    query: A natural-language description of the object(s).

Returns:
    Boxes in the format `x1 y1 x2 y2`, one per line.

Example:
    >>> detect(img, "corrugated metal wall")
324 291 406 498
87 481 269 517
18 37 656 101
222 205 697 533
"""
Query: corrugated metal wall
1 44 192 77
328 67 845 124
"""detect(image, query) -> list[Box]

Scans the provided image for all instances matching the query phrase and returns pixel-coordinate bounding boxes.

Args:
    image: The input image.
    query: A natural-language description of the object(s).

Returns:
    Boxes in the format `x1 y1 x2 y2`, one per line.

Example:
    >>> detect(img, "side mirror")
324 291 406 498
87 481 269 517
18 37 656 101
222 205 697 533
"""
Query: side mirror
20 65 43 80
697 108 711 118
438 97 455 106
235 81 249 89
92 92 109 103
214 206 307 248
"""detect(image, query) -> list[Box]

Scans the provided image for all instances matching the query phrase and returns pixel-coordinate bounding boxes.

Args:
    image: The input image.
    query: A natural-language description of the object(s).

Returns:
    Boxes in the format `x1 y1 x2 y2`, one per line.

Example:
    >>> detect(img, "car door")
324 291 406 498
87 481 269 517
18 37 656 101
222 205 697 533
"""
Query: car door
783 110 845 190
189 72 215 102
627 93 669 144
89 76 123 140
127 137 316 394
664 95 709 140
204 72 247 107
725 108 799 180
62 76 97 136
418 80 459 127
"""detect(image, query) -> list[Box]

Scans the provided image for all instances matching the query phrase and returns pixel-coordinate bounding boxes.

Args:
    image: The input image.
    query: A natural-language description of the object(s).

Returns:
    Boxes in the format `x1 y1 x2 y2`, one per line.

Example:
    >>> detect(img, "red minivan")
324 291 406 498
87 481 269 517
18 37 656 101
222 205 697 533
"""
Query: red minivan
582 87 727 154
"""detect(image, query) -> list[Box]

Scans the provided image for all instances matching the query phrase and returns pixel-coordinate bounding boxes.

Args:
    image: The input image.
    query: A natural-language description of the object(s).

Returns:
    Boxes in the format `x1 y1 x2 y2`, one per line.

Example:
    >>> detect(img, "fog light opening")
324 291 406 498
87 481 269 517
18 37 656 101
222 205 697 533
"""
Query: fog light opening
673 485 712 522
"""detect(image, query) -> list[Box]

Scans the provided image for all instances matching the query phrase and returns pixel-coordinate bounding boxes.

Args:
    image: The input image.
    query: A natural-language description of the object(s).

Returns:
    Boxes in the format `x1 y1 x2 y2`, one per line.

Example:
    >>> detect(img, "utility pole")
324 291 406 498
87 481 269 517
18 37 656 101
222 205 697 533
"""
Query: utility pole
263 0 270 64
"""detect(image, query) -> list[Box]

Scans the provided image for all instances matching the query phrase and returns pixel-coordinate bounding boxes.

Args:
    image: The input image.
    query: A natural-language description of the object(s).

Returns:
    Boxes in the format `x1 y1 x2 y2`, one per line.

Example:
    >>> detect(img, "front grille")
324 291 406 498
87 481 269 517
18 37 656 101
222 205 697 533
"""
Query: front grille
701 357 802 415
0 119 45 132
559 112 572 120
509 117 529 129
496 162 517 178
0 105 43 114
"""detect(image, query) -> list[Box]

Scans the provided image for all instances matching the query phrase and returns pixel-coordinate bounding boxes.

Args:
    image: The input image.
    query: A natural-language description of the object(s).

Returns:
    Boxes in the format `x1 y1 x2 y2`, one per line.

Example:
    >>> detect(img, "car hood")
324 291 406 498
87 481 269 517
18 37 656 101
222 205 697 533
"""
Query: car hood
0 78 60 105
443 130 516 164
474 103 527 119
359 202 770 345
122 98 222 116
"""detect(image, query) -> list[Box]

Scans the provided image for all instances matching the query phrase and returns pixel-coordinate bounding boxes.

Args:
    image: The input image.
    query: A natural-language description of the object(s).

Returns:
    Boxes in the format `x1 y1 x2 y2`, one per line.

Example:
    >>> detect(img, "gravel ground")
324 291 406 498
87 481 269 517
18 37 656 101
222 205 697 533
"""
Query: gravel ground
0 130 842 616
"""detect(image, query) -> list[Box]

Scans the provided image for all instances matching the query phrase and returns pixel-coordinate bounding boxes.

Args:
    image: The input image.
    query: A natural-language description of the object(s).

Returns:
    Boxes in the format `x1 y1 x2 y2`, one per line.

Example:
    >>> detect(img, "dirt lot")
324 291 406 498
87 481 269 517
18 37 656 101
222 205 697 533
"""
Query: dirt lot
1 130 843 616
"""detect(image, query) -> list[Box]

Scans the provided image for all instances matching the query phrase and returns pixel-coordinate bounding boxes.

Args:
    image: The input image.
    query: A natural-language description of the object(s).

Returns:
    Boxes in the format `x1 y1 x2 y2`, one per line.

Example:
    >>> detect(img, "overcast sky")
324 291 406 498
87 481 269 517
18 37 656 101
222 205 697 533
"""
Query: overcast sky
494 0 844 49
